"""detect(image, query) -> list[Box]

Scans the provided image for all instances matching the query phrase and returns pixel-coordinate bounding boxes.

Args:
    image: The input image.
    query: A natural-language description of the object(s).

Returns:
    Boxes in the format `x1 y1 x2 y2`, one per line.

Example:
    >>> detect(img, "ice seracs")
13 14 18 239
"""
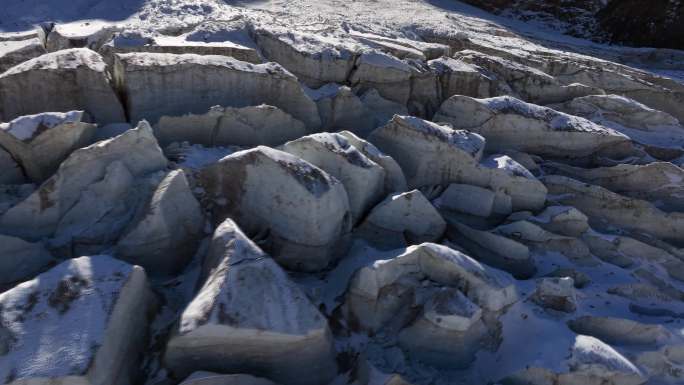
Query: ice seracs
357 189 446 249
165 219 337 385
0 255 152 385
0 235 54 288
179 372 278 385
155 104 307 147
542 175 684 245
0 121 167 251
0 111 96 182
0 36 46 73
282 132 386 223
0 48 126 125
544 161 684 212
199 146 351 272
113 52 321 129
116 169 204 274
344 243 517 332
369 115 546 211
434 95 633 159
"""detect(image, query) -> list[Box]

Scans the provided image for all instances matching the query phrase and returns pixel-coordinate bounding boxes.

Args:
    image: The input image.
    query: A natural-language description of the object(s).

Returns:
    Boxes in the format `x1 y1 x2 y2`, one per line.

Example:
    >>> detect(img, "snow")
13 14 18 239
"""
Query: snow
0 110 82 141
0 256 134 381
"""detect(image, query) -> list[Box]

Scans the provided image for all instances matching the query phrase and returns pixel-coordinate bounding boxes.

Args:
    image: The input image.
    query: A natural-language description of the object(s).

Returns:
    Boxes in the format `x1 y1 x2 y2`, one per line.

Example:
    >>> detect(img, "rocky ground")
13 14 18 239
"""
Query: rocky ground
1 1 684 385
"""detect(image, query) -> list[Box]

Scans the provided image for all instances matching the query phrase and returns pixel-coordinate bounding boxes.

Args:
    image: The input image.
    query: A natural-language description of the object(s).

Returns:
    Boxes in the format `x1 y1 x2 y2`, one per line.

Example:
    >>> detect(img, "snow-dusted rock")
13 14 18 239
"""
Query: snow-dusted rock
495 220 594 266
568 316 671 346
338 130 407 193
0 111 96 182
180 372 278 385
531 277 577 312
447 221 535 279
0 235 54 287
345 243 517 331
454 50 601 104
165 219 337 385
0 37 46 73
199 146 351 272
0 121 167 244
112 52 321 129
502 335 645 385
434 95 633 159
545 162 684 212
155 104 307 147
543 175 684 245
0 255 152 385
116 169 203 274
398 287 488 368
0 146 25 184
282 132 386 223
0 48 126 125
357 189 446 248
